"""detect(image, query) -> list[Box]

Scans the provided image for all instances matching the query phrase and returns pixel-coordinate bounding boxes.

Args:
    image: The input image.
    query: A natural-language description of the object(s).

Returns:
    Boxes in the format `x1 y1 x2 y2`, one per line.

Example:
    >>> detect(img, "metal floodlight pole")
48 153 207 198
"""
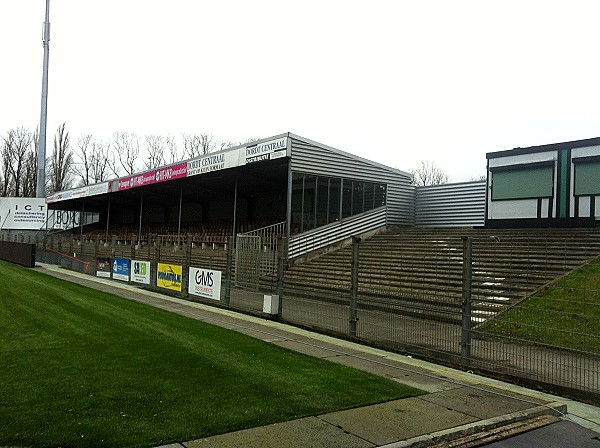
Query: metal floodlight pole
36 0 51 198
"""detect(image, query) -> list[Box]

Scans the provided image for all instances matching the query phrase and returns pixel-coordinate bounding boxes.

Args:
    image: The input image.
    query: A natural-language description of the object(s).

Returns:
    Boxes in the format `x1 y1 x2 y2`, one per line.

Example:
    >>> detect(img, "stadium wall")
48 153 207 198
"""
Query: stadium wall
415 181 486 227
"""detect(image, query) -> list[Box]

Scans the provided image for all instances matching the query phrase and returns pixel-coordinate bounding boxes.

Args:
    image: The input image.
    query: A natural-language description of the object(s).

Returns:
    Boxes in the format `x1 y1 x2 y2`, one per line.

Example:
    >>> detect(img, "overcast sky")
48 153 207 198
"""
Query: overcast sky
1 1 599 182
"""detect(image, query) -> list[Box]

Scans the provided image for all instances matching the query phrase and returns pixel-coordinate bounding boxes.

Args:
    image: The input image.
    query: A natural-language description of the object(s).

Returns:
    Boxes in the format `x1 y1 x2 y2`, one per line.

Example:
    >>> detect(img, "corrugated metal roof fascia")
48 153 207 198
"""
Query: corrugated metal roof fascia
289 134 412 178
291 146 410 181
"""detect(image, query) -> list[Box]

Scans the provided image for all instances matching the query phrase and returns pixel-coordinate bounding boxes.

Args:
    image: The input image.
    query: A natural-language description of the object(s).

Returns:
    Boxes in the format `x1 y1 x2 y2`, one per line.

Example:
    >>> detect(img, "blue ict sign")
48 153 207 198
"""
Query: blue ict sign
112 257 130 281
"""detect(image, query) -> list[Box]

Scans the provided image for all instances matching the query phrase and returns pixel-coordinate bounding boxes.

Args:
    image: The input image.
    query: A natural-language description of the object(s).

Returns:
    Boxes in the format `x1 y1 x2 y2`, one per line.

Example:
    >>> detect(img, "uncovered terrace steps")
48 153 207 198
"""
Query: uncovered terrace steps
279 227 600 323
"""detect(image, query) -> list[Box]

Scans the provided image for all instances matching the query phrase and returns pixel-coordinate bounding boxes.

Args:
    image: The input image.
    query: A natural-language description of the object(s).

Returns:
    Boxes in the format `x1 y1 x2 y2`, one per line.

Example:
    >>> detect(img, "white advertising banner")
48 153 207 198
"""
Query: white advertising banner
188 267 222 301
187 150 239 177
0 198 47 230
131 260 151 284
244 137 288 164
46 181 110 203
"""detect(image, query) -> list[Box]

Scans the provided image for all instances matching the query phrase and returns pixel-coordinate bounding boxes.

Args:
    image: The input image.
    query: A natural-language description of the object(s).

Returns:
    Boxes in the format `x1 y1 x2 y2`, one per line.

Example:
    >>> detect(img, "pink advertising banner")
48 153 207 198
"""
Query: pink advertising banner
117 163 188 191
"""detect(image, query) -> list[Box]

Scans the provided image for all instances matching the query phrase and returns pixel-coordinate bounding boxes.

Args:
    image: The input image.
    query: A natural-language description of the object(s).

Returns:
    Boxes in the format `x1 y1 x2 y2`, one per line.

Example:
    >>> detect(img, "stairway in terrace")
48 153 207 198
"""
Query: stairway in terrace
282 227 600 323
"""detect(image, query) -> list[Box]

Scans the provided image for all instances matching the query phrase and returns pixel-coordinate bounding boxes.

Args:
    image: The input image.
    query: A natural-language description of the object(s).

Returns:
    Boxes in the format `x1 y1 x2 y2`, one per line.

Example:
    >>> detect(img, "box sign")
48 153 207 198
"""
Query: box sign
0 198 47 230
131 260 151 285
112 258 130 281
157 263 182 291
96 257 111 278
245 137 288 164
188 267 222 301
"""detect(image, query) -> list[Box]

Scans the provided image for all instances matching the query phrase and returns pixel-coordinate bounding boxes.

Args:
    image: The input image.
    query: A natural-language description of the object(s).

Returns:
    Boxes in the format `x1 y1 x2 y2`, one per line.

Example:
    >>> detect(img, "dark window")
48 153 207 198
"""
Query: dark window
364 182 375 211
342 179 353 218
328 178 341 223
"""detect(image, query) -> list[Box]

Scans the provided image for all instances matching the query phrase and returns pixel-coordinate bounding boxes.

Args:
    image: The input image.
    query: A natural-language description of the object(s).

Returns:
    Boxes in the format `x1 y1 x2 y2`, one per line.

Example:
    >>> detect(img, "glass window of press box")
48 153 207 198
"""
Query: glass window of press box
291 173 387 233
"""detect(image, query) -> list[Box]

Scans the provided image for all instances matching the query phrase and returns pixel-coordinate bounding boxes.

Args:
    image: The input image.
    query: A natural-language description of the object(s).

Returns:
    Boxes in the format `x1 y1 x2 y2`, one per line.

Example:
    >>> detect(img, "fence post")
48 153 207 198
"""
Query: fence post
461 236 473 362
349 236 361 337
224 236 234 306
184 234 192 298
276 236 288 315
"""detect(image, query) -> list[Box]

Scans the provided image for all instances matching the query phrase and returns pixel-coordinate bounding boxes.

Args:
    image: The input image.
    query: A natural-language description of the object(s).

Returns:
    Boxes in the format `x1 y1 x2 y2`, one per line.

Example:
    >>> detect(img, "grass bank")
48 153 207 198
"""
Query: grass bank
477 260 600 353
0 260 423 448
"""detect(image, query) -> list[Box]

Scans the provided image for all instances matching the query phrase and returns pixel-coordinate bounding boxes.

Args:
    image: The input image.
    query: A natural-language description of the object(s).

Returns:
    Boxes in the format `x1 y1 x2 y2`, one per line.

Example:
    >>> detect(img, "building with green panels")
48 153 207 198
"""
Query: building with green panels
485 137 600 227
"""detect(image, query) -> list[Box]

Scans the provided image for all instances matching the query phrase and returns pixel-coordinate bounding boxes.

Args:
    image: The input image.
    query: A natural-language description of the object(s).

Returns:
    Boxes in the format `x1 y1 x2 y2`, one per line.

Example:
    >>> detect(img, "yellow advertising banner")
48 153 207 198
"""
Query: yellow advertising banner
156 263 183 291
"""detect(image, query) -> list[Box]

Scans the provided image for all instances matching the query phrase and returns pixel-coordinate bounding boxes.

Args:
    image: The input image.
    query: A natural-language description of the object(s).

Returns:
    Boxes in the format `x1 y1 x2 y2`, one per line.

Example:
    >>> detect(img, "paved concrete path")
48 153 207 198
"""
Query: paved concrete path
37 264 600 448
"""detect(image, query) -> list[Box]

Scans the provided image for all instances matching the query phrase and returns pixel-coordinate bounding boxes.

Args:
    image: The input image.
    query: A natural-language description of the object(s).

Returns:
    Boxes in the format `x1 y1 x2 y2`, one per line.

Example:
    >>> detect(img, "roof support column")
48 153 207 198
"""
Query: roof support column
286 161 292 238
232 177 238 240
105 198 111 240
138 193 143 243
80 200 85 238
177 186 183 247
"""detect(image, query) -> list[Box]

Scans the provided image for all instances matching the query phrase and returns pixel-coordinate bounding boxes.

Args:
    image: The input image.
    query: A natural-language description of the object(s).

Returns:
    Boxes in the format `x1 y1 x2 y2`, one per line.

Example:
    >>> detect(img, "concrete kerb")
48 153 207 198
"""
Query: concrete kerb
382 402 567 448
35 263 600 440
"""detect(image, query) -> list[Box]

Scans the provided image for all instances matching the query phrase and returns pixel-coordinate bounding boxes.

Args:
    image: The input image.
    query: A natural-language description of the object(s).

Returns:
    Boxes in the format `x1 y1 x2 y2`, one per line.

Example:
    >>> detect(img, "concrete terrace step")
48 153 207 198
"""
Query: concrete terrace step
283 227 600 322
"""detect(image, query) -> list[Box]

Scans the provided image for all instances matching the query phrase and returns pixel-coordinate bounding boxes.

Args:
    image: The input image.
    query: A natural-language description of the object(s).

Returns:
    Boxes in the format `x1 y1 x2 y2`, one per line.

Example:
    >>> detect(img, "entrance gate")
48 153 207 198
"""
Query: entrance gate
235 235 262 289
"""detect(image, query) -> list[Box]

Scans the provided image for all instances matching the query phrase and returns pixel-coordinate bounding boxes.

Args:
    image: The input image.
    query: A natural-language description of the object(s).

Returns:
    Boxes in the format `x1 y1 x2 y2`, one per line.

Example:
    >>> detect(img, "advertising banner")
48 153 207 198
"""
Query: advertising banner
131 260 151 284
188 267 222 301
117 163 187 191
96 257 111 278
0 198 47 230
187 151 239 177
46 181 110 203
112 257 130 281
157 263 182 291
244 137 288 164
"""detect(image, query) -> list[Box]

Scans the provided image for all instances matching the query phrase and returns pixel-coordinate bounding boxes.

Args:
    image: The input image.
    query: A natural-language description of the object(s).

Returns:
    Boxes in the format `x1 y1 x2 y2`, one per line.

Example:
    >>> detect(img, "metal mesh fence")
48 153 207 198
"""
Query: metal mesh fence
35 228 600 401
276 229 600 401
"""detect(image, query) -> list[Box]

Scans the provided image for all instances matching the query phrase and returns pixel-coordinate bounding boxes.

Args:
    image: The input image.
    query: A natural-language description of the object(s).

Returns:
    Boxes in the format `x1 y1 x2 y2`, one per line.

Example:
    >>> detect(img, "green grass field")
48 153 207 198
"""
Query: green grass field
478 261 600 353
0 260 423 448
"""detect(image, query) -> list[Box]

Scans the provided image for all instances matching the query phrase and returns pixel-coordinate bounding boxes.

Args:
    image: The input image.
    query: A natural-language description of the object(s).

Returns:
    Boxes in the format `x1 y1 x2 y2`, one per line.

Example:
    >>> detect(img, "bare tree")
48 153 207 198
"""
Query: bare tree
182 133 215 158
1 139 13 196
4 127 33 197
144 134 166 169
21 148 38 197
23 127 40 197
470 174 487 181
112 131 140 175
73 134 93 185
90 141 111 183
166 134 179 164
219 140 237 151
410 161 449 186
218 137 262 151
242 137 262 144
49 122 74 193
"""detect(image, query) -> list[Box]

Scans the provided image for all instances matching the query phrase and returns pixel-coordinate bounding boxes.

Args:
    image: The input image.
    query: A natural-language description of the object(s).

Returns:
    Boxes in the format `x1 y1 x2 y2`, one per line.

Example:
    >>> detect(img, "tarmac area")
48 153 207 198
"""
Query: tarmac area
37 264 600 448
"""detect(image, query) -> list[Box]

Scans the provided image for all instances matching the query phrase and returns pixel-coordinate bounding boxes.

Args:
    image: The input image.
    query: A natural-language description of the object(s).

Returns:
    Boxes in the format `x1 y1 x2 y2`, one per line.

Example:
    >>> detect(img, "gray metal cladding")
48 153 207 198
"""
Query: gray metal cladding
415 181 486 227
290 135 415 226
